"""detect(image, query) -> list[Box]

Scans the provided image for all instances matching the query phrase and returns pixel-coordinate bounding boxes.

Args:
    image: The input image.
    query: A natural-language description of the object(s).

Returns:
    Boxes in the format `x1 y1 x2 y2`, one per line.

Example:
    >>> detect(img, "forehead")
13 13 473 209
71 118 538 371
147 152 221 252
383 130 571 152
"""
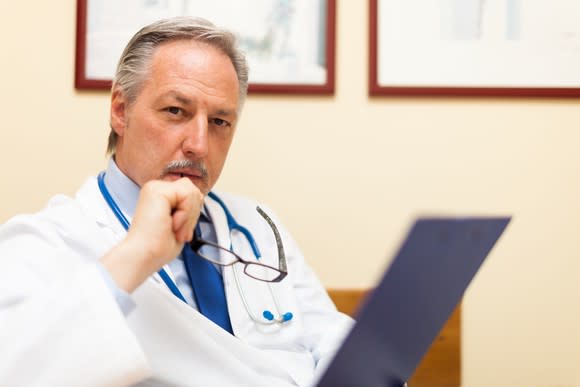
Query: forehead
140 39 240 108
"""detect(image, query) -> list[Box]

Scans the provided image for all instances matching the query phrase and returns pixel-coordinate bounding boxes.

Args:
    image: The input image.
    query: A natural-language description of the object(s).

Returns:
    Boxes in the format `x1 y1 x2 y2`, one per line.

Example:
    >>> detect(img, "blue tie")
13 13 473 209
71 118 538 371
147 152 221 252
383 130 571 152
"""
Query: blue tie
182 224 233 334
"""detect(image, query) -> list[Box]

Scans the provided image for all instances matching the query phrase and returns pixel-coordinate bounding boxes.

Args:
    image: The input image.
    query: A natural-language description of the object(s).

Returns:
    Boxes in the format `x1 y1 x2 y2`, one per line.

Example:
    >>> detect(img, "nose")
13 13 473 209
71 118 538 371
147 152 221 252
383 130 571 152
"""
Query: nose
182 114 209 159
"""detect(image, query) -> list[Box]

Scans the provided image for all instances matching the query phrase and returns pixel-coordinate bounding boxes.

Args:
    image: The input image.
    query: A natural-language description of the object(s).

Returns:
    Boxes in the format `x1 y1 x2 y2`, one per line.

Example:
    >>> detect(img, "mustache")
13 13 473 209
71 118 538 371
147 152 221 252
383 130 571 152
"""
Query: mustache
160 159 208 180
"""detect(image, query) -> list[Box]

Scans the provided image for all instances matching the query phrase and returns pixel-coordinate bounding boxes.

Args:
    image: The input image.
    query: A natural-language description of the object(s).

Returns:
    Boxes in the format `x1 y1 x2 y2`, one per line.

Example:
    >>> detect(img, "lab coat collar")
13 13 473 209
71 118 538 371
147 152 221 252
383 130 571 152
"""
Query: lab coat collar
203 193 232 260
75 175 126 237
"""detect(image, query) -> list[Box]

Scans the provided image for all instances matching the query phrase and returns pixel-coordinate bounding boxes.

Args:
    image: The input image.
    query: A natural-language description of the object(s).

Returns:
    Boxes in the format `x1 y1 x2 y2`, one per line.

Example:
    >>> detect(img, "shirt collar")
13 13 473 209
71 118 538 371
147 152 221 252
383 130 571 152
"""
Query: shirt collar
103 158 140 220
103 158 210 223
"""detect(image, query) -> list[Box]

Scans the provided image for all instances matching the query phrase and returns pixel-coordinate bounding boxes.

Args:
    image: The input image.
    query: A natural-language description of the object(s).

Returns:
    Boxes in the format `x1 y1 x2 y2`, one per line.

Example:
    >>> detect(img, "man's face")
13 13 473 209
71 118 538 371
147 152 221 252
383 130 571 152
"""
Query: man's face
110 39 240 195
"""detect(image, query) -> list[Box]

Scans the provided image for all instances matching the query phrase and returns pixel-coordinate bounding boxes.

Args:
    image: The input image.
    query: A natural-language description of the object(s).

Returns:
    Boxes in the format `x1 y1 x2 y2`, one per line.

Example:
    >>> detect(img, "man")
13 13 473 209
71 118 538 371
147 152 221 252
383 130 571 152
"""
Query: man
0 17 351 386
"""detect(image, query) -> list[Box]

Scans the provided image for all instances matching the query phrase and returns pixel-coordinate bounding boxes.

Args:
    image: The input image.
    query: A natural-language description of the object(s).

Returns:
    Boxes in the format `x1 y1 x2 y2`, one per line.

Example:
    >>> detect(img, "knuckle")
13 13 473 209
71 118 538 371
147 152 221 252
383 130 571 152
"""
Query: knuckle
142 179 160 192
181 177 195 190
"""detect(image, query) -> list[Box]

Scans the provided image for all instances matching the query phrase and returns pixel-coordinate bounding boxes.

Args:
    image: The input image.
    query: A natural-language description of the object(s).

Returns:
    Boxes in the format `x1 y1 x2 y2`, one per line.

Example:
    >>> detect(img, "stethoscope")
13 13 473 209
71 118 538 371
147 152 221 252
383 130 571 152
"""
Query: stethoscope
97 172 293 325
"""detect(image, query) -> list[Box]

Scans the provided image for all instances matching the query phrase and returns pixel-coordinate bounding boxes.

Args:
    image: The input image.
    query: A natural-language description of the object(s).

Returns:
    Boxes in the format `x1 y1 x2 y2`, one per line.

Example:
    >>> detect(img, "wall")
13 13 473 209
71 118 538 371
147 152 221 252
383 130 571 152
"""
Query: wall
0 1 578 386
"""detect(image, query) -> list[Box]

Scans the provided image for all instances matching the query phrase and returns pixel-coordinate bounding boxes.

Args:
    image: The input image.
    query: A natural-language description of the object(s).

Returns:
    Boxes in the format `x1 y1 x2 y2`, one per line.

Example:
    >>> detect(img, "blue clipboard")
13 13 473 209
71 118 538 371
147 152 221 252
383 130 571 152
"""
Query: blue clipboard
316 216 511 387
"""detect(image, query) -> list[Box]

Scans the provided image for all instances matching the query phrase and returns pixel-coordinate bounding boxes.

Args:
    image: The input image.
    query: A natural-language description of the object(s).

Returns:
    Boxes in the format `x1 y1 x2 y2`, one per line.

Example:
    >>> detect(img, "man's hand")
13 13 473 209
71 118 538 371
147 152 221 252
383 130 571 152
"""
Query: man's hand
101 178 203 293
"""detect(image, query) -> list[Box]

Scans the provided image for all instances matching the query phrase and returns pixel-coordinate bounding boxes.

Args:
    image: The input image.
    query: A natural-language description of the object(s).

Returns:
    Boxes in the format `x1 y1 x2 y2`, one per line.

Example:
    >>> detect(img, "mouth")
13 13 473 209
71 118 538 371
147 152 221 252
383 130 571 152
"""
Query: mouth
160 160 209 191
165 170 202 181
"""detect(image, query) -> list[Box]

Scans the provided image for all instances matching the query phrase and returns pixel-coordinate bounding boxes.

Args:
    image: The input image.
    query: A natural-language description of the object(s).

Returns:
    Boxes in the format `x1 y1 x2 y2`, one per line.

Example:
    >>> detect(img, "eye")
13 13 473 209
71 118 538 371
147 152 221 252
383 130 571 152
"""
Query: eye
165 106 182 115
211 118 230 127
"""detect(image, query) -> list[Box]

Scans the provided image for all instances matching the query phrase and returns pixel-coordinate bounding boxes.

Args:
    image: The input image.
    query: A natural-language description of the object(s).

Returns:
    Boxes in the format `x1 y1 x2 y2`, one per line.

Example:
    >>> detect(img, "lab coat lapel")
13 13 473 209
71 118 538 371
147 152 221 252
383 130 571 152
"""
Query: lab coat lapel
77 176 129 238
128 277 299 386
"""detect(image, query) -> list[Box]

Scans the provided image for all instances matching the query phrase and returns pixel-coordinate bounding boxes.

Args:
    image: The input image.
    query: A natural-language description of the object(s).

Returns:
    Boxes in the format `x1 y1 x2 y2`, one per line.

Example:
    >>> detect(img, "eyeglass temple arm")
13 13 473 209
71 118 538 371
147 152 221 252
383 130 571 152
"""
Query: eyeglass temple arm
255 206 287 273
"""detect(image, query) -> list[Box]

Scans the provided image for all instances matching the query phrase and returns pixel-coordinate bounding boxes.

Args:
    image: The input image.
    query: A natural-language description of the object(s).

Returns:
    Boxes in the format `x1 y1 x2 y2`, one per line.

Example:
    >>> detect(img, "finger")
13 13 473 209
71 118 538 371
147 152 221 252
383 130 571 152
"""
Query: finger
172 178 201 208
170 178 202 239
172 208 195 242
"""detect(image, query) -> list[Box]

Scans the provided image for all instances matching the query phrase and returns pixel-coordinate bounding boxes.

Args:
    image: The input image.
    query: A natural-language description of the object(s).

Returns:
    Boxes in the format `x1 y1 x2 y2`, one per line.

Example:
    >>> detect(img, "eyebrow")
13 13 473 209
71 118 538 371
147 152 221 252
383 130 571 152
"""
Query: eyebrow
161 92 192 106
214 108 237 119
160 92 237 119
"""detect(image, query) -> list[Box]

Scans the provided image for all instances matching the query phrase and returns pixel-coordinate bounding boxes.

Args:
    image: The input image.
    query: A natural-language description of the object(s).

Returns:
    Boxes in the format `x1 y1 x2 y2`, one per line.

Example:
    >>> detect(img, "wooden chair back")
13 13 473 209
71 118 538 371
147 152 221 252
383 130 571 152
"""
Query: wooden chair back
327 289 460 387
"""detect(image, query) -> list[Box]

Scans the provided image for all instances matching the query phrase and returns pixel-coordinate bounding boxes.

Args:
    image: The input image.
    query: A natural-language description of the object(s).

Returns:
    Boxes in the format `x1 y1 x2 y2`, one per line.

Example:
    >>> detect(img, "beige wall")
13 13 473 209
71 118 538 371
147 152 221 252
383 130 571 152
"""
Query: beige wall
1 1 579 386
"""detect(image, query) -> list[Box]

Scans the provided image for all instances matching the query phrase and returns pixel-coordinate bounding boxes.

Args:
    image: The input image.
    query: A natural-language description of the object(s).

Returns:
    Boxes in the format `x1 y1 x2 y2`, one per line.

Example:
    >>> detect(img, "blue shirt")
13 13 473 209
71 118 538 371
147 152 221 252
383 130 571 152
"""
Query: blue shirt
98 159 218 314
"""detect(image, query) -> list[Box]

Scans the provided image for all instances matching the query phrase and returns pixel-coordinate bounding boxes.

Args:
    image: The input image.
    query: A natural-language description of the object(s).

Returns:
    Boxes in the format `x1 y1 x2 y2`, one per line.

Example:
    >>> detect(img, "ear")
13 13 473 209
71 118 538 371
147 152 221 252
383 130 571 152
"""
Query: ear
110 88 128 137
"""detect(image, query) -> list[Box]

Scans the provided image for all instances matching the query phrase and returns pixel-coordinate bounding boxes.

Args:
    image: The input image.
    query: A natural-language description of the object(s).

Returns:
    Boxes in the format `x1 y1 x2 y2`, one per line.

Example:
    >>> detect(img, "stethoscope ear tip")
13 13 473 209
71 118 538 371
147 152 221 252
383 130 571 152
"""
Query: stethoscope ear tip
262 310 293 323
263 310 275 321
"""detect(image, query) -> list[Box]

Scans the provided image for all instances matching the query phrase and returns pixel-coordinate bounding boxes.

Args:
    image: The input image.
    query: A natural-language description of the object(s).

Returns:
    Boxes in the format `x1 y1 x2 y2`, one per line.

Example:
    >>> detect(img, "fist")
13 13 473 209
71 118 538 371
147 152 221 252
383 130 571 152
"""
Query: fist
101 177 204 293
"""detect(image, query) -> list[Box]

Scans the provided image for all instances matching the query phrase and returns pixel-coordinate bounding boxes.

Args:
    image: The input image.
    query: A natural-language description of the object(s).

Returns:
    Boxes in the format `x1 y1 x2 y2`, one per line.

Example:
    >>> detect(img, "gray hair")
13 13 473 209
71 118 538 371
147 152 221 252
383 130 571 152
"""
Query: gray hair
107 16 249 154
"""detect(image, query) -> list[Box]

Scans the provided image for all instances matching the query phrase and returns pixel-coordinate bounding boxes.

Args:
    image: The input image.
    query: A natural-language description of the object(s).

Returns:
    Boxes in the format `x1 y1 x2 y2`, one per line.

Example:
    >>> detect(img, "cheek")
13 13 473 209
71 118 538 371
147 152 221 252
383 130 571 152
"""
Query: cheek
137 120 180 154
213 134 234 158
206 135 233 169
127 121 178 168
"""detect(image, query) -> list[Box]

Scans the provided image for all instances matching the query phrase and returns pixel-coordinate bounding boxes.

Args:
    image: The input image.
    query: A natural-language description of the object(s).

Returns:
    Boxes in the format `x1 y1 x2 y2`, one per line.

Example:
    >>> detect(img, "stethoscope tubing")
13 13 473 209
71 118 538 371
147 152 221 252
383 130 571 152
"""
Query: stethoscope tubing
97 172 292 324
207 192 261 258
97 172 187 303
207 191 292 323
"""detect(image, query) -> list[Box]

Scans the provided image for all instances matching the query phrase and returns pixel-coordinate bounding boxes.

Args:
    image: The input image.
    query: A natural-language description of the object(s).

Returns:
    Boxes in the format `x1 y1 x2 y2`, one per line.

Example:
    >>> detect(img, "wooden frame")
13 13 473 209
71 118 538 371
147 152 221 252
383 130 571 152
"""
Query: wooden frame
369 0 580 97
75 0 336 94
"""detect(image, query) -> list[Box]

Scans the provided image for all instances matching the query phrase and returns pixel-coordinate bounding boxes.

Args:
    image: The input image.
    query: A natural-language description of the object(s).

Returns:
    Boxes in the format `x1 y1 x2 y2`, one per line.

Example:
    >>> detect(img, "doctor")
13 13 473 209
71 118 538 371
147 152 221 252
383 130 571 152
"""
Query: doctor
0 16 352 387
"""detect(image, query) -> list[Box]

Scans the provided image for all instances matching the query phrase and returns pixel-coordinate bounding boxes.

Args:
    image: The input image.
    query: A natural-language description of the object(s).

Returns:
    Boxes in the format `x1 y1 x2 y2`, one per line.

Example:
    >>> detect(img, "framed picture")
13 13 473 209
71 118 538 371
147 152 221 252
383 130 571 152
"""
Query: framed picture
75 0 335 94
369 0 580 97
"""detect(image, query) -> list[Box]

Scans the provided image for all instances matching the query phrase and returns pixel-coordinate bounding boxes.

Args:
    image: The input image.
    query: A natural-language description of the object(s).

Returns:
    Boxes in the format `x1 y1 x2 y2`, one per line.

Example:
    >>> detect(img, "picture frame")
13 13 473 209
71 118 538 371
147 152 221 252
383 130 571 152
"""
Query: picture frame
369 0 580 97
75 0 335 94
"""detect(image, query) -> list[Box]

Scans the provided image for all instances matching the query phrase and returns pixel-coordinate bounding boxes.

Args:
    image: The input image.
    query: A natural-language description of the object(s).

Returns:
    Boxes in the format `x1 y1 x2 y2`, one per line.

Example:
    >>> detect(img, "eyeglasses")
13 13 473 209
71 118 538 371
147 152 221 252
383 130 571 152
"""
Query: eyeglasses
190 206 288 283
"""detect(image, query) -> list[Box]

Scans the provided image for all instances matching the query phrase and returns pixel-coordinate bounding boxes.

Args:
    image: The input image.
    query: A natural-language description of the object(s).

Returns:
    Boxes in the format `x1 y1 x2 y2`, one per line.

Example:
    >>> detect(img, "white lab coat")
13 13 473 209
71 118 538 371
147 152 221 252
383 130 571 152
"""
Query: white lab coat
0 176 353 387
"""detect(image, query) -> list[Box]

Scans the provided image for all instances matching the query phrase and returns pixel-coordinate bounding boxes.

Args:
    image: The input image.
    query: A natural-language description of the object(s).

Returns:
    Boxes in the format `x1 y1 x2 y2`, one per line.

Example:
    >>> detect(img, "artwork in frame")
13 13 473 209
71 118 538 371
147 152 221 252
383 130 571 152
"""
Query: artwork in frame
369 0 580 97
75 0 335 94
